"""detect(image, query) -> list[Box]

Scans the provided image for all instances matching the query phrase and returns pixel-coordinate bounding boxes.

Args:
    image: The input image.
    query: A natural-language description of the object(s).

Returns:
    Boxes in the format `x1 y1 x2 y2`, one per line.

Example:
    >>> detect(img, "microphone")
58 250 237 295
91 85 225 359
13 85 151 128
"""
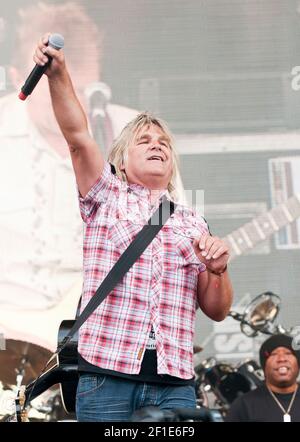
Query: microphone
85 82 111 118
18 33 64 101
84 82 112 154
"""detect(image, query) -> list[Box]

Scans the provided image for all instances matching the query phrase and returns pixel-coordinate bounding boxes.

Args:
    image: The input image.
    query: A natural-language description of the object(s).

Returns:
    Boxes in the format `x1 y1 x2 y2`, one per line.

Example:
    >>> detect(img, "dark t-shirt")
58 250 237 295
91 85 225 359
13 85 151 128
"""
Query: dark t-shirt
78 350 195 386
225 384 300 422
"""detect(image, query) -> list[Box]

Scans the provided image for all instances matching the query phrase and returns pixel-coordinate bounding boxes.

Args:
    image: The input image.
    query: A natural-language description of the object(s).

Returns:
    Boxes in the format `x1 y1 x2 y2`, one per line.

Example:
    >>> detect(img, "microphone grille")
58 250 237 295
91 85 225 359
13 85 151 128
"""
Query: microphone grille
49 33 64 50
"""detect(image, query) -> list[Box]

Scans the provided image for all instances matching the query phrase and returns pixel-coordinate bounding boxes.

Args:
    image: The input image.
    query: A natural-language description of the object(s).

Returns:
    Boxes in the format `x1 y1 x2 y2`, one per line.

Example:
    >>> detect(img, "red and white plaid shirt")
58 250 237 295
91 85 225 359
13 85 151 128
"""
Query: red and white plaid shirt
78 162 208 379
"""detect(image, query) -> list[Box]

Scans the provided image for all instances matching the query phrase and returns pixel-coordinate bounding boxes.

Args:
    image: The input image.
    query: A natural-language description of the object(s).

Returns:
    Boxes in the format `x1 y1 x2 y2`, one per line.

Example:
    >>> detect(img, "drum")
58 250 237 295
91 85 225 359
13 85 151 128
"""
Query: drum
204 363 252 405
195 358 264 410
236 359 264 389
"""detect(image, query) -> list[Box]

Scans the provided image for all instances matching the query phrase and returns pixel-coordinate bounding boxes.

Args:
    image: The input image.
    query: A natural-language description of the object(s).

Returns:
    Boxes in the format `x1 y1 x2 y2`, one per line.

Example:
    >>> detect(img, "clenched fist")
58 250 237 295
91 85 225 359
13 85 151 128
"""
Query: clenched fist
193 233 230 275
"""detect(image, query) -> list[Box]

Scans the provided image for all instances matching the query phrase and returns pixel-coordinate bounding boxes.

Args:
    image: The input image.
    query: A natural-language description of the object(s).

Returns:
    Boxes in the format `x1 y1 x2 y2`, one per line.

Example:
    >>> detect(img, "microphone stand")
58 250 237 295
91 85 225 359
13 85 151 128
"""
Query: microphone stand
85 82 112 157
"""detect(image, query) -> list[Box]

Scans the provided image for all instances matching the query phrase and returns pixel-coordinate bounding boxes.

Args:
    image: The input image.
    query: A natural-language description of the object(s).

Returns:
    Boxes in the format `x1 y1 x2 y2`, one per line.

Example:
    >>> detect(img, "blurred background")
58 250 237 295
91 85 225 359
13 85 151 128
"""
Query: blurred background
0 0 300 419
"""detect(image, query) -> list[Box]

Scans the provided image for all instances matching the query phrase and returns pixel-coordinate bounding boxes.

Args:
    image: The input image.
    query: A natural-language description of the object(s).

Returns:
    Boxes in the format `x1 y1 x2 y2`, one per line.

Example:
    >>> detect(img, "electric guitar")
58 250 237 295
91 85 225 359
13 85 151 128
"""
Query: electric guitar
224 193 300 260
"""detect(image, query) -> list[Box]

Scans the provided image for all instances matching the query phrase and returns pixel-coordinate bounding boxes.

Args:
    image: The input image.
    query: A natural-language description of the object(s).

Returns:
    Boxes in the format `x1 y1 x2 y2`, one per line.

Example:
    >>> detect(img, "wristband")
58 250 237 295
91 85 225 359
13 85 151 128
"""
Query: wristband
206 264 227 276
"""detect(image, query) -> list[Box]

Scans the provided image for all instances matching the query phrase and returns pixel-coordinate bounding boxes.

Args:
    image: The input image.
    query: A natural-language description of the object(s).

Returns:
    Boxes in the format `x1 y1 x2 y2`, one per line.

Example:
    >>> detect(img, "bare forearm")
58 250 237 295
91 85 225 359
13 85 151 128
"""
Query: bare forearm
48 70 89 146
197 269 233 321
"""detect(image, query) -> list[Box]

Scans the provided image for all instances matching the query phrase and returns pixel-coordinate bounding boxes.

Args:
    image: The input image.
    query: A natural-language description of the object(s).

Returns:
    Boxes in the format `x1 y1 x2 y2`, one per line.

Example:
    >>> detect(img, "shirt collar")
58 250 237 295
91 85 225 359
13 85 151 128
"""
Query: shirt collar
127 182 169 201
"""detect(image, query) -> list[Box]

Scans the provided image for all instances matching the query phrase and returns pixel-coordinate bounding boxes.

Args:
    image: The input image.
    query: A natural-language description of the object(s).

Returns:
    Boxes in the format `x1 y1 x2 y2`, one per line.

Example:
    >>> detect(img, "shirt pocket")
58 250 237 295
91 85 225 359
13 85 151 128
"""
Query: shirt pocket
171 224 201 265
107 218 146 253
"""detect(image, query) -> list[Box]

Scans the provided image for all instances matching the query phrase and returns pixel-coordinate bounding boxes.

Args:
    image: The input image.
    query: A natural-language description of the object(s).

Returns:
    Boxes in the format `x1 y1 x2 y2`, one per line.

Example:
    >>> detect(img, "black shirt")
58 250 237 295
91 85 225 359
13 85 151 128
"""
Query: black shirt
225 384 300 422
78 350 195 386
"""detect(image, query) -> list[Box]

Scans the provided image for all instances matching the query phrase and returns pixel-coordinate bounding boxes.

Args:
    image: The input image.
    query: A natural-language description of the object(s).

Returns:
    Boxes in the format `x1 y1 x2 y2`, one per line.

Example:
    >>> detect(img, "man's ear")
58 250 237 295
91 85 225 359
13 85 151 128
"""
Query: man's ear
9 66 23 90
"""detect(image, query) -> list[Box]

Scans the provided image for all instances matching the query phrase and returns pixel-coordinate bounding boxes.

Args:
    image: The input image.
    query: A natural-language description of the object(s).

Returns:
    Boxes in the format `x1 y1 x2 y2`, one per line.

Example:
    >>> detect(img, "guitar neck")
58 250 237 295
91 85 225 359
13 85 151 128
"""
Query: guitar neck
24 364 61 406
224 194 300 260
24 363 78 408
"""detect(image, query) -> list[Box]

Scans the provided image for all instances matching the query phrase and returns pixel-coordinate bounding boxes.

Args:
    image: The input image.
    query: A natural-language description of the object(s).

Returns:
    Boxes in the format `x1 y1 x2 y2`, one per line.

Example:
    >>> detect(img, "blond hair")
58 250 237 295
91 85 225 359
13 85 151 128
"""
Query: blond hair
108 112 185 203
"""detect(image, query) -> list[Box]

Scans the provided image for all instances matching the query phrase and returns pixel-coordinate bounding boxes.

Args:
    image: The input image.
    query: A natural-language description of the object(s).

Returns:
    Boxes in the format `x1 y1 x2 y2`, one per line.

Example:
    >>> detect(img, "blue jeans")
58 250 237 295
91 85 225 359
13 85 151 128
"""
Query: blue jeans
76 374 196 422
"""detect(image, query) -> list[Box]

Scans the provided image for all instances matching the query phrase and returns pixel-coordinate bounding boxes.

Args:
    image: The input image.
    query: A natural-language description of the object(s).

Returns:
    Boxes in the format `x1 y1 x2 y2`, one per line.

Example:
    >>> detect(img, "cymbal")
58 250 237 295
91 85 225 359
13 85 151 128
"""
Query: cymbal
250 299 278 325
0 339 52 386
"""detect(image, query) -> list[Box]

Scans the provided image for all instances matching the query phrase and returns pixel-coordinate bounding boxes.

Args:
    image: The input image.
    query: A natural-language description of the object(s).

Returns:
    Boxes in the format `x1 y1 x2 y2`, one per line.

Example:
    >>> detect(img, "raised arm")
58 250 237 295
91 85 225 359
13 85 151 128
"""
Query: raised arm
33 33 104 197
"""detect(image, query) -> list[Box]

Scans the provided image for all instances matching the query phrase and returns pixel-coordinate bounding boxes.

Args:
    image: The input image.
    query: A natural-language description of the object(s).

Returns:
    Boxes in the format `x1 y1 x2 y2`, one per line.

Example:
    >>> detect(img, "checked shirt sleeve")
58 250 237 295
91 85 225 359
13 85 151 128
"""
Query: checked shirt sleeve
77 162 119 223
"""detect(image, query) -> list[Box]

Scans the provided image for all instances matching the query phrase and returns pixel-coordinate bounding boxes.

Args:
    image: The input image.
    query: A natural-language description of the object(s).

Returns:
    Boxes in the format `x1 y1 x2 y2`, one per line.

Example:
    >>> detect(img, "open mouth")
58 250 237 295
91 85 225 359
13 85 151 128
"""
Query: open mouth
276 366 290 375
148 155 164 162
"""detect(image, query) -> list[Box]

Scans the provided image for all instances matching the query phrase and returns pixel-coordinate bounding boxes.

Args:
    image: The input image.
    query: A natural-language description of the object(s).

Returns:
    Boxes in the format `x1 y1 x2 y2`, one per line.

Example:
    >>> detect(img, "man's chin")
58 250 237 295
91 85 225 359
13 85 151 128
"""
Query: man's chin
146 165 166 174
273 377 294 388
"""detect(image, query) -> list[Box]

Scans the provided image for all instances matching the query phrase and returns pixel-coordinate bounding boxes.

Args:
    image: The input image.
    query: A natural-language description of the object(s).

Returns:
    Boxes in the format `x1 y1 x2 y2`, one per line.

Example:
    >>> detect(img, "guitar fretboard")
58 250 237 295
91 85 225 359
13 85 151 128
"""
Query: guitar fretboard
224 194 300 260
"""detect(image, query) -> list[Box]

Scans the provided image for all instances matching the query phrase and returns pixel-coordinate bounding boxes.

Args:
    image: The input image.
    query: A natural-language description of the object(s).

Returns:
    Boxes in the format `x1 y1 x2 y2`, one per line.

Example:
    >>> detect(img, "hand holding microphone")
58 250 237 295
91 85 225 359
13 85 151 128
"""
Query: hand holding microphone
19 33 64 100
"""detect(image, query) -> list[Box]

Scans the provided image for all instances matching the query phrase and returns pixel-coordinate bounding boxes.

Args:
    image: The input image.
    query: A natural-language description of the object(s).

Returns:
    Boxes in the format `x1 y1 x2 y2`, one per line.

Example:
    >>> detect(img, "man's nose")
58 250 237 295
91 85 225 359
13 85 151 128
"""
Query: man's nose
151 144 162 151
277 353 288 362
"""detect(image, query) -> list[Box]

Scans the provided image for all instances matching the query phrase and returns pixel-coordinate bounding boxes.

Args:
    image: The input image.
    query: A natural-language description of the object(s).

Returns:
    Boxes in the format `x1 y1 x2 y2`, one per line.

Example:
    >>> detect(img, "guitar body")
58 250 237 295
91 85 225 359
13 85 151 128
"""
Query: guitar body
15 320 79 420
57 320 78 414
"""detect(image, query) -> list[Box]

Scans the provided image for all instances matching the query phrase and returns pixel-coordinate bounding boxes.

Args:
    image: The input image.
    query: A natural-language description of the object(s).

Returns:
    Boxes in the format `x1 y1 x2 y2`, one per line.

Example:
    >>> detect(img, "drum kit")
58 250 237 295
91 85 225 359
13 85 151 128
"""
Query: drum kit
0 291 298 421
194 357 264 412
0 339 69 421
